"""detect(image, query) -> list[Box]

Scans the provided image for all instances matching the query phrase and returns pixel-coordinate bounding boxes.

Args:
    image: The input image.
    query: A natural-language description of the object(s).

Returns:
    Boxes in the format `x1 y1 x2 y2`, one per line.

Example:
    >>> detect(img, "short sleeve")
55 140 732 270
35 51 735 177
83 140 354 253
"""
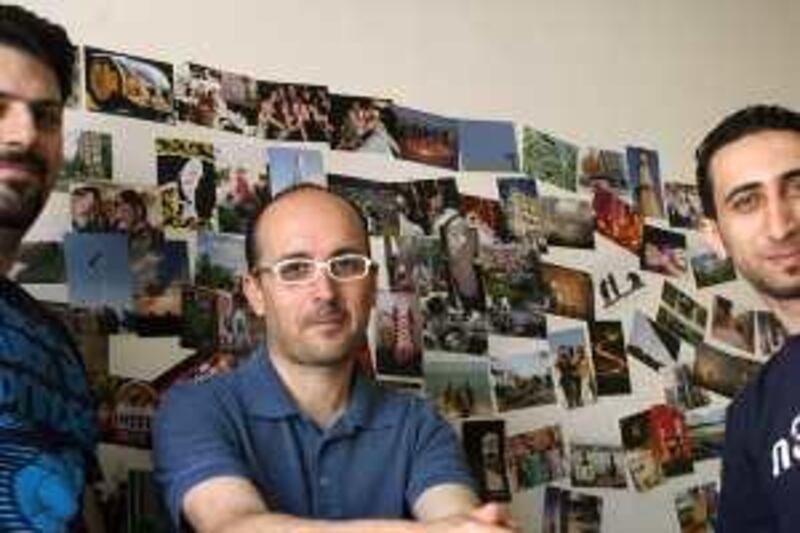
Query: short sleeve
153 381 251 527
405 399 477 507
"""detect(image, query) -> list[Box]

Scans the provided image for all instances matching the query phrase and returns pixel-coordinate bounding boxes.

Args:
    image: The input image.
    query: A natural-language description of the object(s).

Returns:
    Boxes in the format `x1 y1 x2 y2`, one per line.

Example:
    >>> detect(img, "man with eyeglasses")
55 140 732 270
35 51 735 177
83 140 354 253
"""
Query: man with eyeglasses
154 184 516 532
0 5 101 532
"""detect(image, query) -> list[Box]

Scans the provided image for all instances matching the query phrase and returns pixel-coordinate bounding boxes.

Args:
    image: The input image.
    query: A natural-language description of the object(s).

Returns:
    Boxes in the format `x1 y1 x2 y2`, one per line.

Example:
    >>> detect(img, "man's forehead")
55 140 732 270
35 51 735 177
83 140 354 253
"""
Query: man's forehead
0 43 61 100
711 130 800 193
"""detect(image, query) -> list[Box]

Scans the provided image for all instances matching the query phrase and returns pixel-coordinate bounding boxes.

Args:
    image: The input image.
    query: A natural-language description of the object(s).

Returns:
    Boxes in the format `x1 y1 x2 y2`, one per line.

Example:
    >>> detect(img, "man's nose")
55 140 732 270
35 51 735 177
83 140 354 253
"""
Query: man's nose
309 265 338 300
0 101 38 148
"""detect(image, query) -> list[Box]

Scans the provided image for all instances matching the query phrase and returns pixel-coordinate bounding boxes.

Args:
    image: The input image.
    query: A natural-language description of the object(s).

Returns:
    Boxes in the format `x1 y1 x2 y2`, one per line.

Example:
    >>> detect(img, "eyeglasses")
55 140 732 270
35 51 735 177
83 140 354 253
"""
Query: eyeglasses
0 93 64 132
253 253 376 285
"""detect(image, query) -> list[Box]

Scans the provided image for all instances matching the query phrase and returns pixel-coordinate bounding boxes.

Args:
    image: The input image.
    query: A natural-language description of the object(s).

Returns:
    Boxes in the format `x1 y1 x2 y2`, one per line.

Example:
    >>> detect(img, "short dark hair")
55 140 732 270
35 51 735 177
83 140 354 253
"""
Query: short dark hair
695 104 800 218
117 189 147 219
245 183 370 270
0 5 75 102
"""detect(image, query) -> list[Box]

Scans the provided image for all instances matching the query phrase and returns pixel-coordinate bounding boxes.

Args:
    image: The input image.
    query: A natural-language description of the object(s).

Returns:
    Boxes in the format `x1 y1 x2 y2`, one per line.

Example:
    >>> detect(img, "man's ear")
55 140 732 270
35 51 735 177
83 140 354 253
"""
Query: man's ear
700 217 729 259
242 273 266 317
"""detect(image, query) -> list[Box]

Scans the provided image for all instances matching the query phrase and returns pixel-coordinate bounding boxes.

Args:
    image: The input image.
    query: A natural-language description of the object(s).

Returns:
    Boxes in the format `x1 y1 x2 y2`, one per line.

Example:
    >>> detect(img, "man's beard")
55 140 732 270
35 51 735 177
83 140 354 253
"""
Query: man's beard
0 150 50 231
746 263 800 301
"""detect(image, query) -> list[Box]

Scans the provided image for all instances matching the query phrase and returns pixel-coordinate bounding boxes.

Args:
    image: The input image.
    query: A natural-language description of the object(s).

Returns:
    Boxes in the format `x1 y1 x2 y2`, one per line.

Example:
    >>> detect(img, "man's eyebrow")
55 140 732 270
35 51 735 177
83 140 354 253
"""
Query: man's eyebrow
723 182 761 204
0 90 62 106
779 168 800 181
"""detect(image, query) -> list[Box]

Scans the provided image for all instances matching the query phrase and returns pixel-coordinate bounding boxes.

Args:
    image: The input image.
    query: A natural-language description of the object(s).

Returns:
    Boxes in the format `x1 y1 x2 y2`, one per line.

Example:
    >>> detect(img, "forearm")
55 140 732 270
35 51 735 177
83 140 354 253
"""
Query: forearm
218 513 425 533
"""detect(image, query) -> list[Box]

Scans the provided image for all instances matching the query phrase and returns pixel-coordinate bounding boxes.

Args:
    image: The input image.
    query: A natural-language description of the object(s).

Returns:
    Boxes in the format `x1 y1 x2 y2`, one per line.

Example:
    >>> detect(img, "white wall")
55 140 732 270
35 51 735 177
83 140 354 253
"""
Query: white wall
15 1 800 532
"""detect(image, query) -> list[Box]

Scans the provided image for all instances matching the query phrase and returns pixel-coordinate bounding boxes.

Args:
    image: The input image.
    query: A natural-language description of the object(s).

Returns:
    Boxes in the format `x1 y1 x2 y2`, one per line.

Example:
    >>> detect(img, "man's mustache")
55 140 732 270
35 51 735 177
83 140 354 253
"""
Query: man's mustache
0 149 49 177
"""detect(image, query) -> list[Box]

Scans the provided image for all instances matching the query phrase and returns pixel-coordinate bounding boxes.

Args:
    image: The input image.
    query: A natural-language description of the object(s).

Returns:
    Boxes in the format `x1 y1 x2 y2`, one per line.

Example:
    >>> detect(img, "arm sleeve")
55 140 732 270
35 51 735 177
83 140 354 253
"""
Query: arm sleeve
405 399 478 506
153 382 252 528
717 393 774 533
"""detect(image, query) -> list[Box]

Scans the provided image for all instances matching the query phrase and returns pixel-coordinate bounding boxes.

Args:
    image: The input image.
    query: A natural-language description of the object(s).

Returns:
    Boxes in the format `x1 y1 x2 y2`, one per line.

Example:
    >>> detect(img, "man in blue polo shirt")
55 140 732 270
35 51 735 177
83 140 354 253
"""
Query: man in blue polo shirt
154 184 516 532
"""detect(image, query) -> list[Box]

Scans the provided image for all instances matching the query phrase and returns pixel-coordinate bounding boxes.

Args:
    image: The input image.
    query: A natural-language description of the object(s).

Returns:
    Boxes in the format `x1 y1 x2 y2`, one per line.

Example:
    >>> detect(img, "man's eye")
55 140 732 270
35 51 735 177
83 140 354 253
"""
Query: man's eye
729 193 760 213
786 176 800 197
279 261 314 280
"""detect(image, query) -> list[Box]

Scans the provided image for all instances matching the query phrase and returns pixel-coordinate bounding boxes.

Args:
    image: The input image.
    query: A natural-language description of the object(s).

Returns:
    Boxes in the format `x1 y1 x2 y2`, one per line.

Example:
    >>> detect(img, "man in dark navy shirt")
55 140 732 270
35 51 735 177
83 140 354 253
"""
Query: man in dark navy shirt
697 104 800 532
0 5 101 532
154 184 517 532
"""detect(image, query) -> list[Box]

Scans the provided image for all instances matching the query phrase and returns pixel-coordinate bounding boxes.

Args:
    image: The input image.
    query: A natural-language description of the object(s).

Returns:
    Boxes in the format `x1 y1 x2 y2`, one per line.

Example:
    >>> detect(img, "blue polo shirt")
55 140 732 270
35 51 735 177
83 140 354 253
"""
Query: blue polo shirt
153 347 475 527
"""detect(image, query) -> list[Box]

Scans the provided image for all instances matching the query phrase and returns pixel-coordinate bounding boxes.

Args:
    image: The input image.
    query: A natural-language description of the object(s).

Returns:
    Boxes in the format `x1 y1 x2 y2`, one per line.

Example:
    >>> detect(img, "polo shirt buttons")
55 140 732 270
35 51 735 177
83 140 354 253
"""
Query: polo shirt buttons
319 476 330 488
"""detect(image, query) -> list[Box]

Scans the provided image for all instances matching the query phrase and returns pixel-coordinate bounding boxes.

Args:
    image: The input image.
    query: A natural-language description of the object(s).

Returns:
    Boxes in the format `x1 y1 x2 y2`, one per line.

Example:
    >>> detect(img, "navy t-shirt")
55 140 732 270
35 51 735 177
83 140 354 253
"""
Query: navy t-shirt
153 348 476 528
718 335 800 532
0 277 97 532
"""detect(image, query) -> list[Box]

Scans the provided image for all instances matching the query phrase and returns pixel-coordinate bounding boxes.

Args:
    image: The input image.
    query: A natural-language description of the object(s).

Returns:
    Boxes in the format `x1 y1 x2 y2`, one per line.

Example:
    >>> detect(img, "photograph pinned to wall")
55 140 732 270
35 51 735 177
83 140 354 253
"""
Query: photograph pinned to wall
521 126 578 191
657 306 704 346
70 182 110 232
578 147 629 199
664 182 703 230
496 176 547 253
457 119 518 172
156 137 217 229
70 182 163 240
64 46 82 109
59 129 112 191
627 311 680 371
648 404 694 477
96 378 159 449
507 424 566 491
180 285 219 351
216 286 262 355
569 443 627 489
490 339 556 412
391 106 459 169
539 262 594 320
84 46 174 123
755 310 787 358
689 243 736 289
592 187 643 255
597 269 645 309
693 342 762 399
661 281 709 338
420 290 489 355
460 194 512 251
328 174 400 236
588 321 632 396
195 231 247 292
541 196 595 249
266 146 325 196
660 363 710 411
374 290 423 378
64 232 133 318
686 406 726 462
461 419 512 502
8 242 65 284
254 81 331 143
641 224 687 277
218 69 261 135
480 243 548 337
329 94 399 155
439 213 486 316
398 177 462 236
550 327 597 409
542 486 603 533
215 142 269 234
384 235 449 294
423 353 494 419
174 62 223 129
710 295 755 354
619 409 663 492
627 146 665 218
675 482 719 533
129 240 189 337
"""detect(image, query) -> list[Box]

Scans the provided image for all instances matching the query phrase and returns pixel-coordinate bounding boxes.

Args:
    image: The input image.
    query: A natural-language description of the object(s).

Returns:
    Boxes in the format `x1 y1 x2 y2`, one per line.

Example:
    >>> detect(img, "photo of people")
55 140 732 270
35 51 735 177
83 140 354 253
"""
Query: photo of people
255 81 332 142
541 196 595 249
497 176 547 252
588 320 632 396
457 119 518 172
578 147 628 198
384 234 450 294
569 443 627 489
70 183 109 232
597 270 645 308
693 342 762 399
391 106 459 169
620 410 663 492
215 288 261 355
156 137 217 229
710 295 755 354
460 194 511 251
328 174 400 236
641 225 687 277
521 126 578 191
423 353 494 418
675 482 719 533
461 419 512 502
59 129 112 191
374 290 423 378
329 94 399 155
542 486 603 533
593 187 643 254
755 310 787 358
689 244 737 289
507 425 566 491
85 46 174 123
550 327 598 409
214 142 268 234
266 146 325 196
665 182 703 229
490 340 556 412
627 146 665 218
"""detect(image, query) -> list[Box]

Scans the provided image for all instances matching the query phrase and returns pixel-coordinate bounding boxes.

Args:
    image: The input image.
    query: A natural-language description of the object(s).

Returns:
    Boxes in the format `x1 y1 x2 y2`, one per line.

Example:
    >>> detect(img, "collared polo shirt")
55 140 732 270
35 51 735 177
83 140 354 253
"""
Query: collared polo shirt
153 347 475 527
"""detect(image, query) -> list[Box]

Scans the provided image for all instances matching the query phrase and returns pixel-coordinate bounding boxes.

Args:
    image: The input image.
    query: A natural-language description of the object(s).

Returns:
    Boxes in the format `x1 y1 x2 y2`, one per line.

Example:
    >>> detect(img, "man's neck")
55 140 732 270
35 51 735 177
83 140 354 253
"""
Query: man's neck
764 295 800 336
268 349 355 429
0 228 23 276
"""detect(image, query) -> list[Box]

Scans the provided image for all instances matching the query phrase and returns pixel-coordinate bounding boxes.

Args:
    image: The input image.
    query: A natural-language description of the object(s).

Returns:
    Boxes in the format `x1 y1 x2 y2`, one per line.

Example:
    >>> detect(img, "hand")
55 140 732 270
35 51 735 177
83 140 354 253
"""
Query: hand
424 503 519 533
